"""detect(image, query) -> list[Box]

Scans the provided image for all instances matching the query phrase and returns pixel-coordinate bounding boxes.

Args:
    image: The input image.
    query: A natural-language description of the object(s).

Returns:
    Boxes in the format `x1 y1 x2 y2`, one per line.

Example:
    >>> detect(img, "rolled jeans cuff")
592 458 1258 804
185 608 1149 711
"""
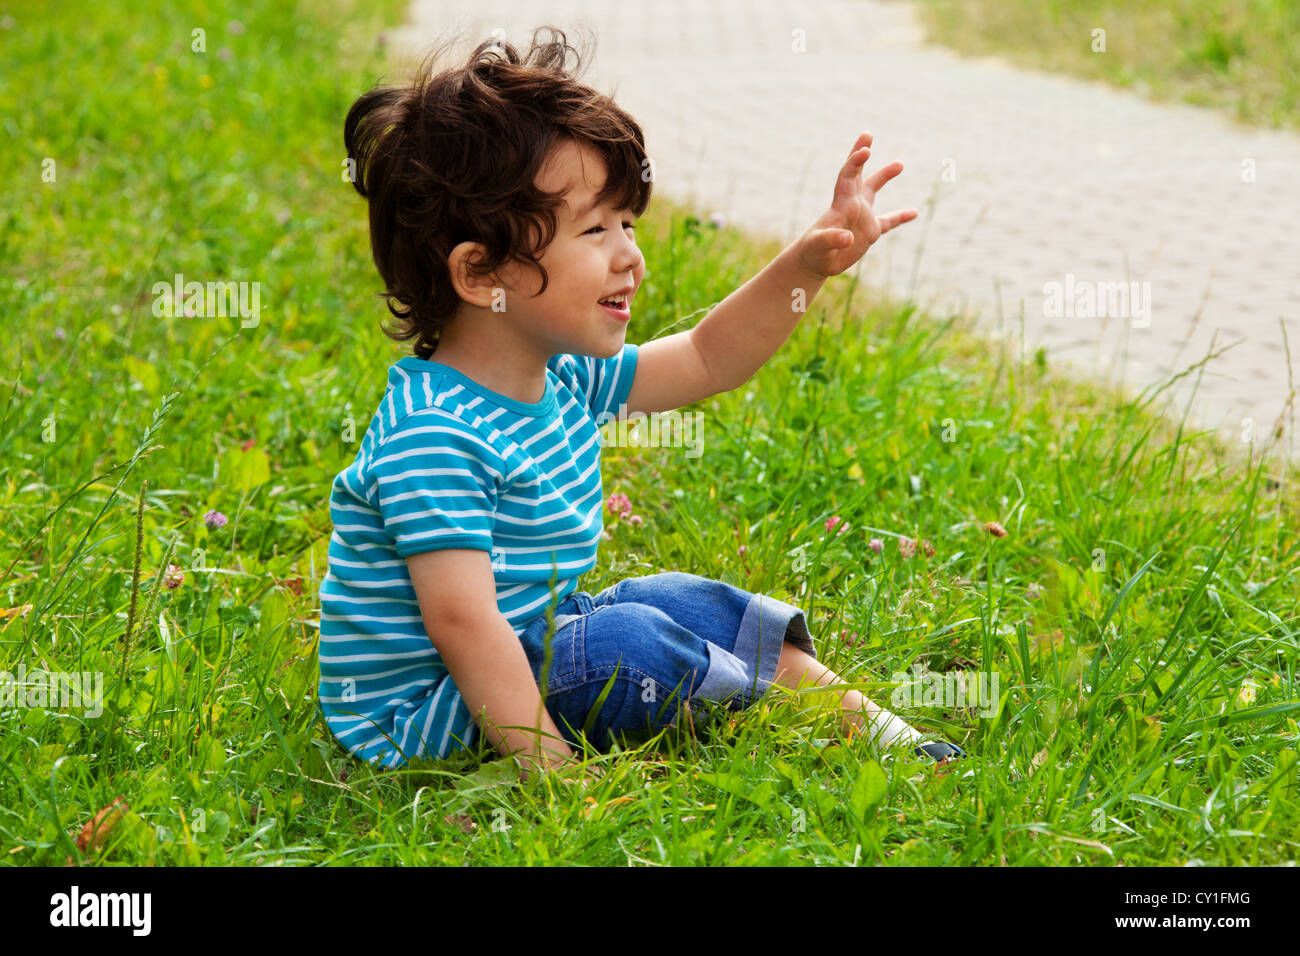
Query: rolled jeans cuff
693 592 816 707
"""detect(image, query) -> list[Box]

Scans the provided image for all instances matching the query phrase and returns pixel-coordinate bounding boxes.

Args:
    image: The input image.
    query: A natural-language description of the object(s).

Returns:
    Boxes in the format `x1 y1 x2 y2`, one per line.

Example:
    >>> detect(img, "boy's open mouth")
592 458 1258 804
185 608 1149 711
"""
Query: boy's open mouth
598 291 631 320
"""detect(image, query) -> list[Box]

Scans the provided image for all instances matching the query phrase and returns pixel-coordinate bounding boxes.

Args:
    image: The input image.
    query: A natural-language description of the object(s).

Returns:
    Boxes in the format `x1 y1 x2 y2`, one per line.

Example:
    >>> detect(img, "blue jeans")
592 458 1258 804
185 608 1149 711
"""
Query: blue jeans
517 571 817 751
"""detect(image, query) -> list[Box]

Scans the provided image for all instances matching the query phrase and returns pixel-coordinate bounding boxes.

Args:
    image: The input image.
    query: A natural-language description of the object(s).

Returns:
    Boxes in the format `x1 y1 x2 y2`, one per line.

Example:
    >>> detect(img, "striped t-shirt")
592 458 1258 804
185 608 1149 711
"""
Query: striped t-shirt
317 344 639 769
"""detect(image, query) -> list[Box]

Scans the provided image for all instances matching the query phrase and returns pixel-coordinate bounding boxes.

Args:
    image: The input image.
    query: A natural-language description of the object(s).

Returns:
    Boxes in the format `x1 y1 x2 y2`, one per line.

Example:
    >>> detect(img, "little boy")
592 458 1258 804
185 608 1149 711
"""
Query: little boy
318 26 966 778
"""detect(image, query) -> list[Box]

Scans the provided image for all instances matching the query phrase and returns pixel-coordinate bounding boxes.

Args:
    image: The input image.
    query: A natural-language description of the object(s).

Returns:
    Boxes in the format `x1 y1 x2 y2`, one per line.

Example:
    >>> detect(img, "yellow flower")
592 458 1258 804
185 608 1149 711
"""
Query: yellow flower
1237 679 1258 707
199 74 213 90
580 795 634 820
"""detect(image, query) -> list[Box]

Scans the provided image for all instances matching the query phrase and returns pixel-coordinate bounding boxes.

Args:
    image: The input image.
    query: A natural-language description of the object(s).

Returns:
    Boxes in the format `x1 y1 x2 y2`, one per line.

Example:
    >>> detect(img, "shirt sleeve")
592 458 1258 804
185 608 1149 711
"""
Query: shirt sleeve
568 342 639 421
366 409 501 558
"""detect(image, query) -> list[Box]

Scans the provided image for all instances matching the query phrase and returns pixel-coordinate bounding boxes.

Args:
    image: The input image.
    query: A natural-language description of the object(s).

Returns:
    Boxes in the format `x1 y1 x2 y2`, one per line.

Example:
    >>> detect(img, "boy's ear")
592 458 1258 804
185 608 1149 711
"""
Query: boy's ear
447 240 508 306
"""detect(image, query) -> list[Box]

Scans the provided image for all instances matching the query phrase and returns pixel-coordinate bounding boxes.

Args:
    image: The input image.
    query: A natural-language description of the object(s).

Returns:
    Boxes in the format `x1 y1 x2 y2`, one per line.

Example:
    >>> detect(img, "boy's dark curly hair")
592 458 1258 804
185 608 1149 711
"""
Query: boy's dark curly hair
343 25 653 359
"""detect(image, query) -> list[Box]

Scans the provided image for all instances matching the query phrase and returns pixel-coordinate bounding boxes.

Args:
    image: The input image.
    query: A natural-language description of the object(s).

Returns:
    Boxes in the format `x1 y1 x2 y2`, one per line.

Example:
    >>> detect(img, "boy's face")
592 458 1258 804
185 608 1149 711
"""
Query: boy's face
498 138 645 360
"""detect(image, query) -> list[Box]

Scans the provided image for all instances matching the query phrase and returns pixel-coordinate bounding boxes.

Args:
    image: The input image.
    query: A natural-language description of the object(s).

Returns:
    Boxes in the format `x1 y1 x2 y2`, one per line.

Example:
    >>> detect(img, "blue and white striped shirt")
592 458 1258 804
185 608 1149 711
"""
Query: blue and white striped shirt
318 344 639 768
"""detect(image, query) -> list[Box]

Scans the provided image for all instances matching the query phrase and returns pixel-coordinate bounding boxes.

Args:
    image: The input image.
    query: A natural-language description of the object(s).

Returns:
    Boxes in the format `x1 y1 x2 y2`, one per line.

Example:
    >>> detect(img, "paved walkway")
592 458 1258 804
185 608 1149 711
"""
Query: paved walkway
392 0 1300 452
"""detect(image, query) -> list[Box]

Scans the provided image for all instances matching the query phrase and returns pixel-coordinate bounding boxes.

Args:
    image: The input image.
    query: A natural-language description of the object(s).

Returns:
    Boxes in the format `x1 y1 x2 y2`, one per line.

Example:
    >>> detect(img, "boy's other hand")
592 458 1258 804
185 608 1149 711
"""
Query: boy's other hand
555 759 605 788
796 131 918 280
513 752 604 787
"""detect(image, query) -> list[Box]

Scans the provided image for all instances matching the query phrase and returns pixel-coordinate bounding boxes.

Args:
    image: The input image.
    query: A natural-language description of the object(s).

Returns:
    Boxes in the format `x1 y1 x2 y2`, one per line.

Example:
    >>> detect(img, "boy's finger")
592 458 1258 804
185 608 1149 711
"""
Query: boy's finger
842 146 871 179
878 208 919 234
863 160 905 193
843 133 873 168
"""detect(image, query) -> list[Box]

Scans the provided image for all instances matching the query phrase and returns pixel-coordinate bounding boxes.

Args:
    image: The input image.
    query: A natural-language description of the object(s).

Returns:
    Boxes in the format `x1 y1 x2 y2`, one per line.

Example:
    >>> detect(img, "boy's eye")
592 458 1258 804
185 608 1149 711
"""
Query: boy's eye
585 222 637 235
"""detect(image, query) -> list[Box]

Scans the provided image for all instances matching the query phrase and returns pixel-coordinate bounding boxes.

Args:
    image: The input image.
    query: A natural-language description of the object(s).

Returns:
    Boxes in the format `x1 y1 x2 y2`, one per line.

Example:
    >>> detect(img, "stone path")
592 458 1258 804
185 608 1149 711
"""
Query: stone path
392 0 1300 454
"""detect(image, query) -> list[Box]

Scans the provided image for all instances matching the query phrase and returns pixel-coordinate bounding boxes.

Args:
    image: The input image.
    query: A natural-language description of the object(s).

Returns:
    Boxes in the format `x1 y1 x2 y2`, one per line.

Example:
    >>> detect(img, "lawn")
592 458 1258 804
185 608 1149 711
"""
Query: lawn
909 0 1300 130
1 0 1297 865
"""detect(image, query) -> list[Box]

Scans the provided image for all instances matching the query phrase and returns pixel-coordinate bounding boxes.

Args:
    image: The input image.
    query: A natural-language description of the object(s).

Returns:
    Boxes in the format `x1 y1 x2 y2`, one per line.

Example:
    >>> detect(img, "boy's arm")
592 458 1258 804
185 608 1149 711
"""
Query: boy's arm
623 132 916 417
407 548 577 777
620 243 827 416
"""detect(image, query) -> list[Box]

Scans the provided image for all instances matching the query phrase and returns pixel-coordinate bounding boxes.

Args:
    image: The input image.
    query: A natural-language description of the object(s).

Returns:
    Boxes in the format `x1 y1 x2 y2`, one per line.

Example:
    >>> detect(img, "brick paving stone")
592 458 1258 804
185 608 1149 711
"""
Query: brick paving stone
392 0 1300 453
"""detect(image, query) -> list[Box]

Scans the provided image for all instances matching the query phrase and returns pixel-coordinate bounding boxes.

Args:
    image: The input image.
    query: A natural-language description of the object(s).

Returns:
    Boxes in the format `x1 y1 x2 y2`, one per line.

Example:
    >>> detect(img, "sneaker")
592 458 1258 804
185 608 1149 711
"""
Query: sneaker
847 718 967 764
912 740 967 763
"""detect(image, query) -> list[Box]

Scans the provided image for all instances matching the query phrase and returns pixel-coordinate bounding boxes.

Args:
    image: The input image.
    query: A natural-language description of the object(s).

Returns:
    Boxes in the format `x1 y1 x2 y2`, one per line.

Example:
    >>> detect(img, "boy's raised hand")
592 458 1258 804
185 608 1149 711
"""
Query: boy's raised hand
796 131 918 280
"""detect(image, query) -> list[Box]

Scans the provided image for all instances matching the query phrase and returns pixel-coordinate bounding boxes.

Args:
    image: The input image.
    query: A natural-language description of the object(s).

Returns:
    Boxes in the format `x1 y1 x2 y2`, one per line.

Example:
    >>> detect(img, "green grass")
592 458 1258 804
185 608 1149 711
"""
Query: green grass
908 0 1300 130
2 0 1298 866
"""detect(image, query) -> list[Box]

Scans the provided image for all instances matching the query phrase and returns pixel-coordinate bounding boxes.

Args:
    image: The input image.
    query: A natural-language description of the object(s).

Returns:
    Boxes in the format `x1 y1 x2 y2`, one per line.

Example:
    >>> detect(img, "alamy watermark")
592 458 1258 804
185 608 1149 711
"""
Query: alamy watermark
152 272 261 327
1043 273 1150 328
890 663 999 718
594 404 704 459
50 886 150 936
0 664 104 718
